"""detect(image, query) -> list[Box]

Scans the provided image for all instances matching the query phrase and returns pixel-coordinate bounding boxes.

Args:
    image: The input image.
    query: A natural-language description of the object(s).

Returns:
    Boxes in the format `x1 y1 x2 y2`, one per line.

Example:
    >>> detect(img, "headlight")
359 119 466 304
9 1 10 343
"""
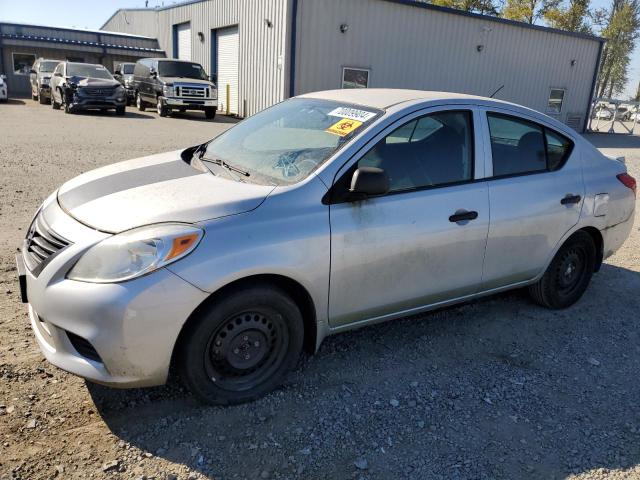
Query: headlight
163 85 175 97
67 223 203 283
211 88 218 100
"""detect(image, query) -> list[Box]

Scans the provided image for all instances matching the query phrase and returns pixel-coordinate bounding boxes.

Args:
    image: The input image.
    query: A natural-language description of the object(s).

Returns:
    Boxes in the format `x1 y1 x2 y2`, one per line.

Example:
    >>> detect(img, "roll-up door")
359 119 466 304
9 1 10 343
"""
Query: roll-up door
176 23 191 61
217 26 239 115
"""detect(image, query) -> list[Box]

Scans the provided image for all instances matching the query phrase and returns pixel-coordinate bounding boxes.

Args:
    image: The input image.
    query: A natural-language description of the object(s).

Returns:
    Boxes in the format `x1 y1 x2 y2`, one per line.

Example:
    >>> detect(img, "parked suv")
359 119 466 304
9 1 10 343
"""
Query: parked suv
50 62 126 115
133 58 217 119
113 62 136 105
29 58 61 104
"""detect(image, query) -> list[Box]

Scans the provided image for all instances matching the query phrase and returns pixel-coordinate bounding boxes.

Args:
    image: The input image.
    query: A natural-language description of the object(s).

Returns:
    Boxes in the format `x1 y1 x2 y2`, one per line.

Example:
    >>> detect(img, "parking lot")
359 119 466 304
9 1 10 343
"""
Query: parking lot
1 100 640 480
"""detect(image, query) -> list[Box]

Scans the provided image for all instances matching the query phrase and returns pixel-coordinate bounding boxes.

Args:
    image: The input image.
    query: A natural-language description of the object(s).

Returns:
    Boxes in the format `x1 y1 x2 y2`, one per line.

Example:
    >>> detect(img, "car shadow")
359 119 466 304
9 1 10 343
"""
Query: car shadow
3 98 26 105
88 263 640 479
68 109 155 120
163 112 242 124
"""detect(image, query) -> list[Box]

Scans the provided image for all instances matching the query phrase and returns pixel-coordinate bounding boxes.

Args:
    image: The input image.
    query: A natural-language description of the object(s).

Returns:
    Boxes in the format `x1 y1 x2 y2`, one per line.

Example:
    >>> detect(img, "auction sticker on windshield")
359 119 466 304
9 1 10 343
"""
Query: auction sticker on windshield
328 107 377 122
326 118 363 137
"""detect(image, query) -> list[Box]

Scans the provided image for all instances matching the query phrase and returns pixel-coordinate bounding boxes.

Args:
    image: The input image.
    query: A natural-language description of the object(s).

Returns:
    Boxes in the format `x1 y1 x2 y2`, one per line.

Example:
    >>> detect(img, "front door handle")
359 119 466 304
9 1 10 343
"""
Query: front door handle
449 210 478 223
561 194 582 205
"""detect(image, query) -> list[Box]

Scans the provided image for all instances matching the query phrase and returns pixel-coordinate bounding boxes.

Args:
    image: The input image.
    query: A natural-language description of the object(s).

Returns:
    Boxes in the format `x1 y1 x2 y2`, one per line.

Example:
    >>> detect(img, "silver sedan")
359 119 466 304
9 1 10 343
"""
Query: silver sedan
17 89 636 404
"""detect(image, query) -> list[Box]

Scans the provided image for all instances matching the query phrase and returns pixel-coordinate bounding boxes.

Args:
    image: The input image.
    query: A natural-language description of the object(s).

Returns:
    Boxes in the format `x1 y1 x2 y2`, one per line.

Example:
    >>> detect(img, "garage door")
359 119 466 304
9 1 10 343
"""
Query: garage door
217 26 239 115
176 23 191 61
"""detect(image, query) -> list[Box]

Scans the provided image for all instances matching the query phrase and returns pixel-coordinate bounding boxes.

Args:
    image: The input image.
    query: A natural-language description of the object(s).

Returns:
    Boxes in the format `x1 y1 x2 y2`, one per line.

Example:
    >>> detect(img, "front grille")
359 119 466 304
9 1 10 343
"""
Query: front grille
66 331 102 363
81 86 116 97
176 85 206 98
23 212 70 276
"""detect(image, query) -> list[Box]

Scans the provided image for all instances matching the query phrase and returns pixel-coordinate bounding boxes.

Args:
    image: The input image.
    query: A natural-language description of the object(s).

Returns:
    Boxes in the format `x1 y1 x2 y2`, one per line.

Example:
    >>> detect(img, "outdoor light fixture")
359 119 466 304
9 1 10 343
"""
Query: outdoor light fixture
265 19 273 28
197 31 205 42
571 59 577 67
340 23 349 33
477 44 484 52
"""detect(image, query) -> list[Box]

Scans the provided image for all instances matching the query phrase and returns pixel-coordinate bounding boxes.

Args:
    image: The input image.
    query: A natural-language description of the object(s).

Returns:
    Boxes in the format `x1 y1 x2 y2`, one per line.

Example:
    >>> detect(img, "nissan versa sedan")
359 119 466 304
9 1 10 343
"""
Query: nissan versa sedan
17 90 636 405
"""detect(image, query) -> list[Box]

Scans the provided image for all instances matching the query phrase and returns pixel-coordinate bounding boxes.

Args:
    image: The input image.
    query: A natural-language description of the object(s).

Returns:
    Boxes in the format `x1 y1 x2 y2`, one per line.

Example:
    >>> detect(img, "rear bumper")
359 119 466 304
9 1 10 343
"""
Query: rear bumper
602 214 635 259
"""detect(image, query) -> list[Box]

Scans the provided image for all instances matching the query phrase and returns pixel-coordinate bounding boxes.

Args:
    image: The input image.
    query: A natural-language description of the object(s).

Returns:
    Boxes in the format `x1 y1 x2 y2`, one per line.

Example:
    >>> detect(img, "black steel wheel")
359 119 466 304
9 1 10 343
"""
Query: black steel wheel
529 231 596 309
177 285 304 405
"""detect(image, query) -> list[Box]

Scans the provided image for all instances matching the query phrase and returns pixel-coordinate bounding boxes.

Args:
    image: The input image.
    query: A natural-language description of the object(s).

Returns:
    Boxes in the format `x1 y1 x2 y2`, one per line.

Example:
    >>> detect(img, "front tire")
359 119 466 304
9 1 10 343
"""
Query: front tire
529 231 596 309
157 96 168 117
38 91 48 104
51 90 61 110
204 107 217 120
177 285 304 405
136 92 146 111
115 106 126 116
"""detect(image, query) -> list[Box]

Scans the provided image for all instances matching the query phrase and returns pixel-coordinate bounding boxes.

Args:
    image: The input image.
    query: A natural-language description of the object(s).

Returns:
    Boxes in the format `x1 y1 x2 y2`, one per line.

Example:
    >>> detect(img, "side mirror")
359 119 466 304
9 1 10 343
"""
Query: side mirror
54 72 62 77
114 70 122 76
149 68 157 78
210 73 217 84
349 167 389 199
30 69 37 74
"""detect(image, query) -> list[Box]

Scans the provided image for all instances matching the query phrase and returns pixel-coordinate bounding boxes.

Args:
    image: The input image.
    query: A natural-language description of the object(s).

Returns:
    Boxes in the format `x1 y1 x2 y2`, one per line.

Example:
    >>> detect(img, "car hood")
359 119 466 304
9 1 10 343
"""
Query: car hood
71 77 121 88
57 151 275 233
160 76 214 87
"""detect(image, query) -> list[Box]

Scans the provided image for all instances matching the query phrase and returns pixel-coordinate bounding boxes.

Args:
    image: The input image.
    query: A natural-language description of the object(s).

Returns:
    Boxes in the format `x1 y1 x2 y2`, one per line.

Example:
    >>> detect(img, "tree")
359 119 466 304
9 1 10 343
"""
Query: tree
502 0 559 24
544 0 592 33
595 0 640 98
431 0 500 14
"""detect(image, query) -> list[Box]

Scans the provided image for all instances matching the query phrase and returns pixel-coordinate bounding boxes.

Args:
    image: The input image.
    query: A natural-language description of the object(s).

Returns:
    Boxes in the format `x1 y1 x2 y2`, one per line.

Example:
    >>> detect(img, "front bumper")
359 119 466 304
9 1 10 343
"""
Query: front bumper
164 97 217 109
69 90 127 110
20 197 208 387
39 84 51 98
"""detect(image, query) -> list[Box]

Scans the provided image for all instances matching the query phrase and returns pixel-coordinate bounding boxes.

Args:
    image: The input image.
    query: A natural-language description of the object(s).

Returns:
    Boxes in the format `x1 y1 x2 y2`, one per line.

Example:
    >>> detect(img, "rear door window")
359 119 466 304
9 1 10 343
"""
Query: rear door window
487 113 574 177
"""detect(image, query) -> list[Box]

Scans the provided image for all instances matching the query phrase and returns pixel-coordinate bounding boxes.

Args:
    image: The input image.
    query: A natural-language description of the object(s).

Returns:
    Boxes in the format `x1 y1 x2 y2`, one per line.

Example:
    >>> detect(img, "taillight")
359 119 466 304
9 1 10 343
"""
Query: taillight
617 173 637 197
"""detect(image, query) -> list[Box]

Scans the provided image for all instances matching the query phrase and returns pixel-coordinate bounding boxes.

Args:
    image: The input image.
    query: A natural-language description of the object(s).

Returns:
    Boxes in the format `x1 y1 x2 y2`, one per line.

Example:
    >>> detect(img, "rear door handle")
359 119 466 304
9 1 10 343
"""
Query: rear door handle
449 210 478 223
561 194 582 205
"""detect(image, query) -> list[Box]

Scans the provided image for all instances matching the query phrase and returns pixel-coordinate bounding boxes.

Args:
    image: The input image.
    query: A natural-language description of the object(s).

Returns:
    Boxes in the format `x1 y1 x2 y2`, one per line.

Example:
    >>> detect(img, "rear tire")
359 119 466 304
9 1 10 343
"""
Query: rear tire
136 92 146 111
115 106 126 116
529 231 596 309
177 285 304 405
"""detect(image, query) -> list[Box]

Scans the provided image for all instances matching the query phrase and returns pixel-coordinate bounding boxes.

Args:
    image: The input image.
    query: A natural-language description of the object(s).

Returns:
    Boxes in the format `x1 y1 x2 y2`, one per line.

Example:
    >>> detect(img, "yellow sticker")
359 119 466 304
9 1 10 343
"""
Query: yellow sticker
326 118 363 137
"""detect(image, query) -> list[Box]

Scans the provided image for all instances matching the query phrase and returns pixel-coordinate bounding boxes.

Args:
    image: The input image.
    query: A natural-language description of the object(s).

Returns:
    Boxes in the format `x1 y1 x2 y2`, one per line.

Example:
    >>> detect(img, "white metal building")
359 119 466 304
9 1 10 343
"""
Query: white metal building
102 0 604 130
0 22 164 96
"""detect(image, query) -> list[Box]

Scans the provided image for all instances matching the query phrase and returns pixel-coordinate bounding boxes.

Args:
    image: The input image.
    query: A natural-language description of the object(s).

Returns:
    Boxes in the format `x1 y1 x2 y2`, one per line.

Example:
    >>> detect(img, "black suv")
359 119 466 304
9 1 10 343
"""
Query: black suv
133 58 218 119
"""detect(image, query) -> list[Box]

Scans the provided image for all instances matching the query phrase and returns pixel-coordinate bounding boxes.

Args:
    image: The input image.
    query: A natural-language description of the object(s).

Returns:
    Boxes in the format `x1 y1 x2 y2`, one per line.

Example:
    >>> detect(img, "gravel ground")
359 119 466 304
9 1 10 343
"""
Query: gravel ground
1 99 639 480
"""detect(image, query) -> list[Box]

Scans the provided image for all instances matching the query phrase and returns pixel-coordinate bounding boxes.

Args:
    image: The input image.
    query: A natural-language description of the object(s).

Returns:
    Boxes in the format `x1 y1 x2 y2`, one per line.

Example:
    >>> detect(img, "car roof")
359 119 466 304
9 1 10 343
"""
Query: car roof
300 88 516 110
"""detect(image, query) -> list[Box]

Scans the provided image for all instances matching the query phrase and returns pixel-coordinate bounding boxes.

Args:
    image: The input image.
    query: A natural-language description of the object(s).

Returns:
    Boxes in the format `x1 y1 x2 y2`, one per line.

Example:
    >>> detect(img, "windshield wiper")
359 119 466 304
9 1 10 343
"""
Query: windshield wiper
200 156 251 180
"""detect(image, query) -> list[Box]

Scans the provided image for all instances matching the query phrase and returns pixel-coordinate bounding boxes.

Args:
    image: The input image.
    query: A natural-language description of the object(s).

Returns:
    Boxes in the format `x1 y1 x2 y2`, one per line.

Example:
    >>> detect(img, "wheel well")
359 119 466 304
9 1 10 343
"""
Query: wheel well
172 274 318 368
578 226 603 271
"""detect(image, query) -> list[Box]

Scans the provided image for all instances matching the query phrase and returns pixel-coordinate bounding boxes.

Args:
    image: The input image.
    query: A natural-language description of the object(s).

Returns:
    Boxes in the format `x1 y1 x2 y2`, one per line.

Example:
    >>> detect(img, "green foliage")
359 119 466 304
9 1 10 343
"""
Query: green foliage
544 0 592 33
502 0 559 24
431 0 500 14
596 0 640 98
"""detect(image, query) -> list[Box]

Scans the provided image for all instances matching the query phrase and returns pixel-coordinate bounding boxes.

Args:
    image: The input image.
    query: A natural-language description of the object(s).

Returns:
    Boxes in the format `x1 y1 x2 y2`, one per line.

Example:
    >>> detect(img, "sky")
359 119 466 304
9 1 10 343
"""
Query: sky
0 0 638 99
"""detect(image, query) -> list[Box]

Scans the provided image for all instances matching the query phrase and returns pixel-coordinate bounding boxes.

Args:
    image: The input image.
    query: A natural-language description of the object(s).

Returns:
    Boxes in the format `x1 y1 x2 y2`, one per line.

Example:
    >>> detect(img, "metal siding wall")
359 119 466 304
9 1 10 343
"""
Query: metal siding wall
294 0 600 125
102 10 160 39
102 0 289 116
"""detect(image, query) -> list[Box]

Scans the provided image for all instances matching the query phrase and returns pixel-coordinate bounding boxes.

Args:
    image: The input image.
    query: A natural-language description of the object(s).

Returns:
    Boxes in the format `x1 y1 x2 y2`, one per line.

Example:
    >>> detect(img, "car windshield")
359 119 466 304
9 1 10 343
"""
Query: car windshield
122 64 135 74
158 61 208 80
67 64 114 80
202 98 383 185
40 61 60 73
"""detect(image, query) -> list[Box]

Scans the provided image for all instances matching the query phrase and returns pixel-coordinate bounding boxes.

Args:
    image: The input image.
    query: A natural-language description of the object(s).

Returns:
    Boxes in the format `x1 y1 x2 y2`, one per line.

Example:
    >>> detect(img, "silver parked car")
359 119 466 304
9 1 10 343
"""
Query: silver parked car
29 58 61 104
17 90 636 404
